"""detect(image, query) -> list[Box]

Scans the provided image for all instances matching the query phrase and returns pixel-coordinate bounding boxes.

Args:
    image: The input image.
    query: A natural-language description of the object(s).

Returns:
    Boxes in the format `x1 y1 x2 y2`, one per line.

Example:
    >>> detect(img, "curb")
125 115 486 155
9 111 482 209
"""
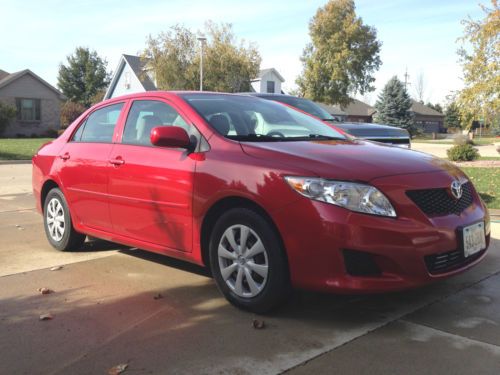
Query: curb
0 160 32 165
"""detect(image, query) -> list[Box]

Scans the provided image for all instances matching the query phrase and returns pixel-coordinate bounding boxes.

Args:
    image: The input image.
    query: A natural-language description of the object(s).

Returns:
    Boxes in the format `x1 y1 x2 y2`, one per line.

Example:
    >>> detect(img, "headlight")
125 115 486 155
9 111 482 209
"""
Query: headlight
285 176 396 217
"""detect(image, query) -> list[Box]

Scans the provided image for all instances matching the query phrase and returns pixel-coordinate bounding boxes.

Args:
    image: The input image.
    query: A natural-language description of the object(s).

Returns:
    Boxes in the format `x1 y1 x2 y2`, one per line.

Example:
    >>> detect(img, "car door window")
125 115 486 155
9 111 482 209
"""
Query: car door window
122 100 194 146
73 103 124 143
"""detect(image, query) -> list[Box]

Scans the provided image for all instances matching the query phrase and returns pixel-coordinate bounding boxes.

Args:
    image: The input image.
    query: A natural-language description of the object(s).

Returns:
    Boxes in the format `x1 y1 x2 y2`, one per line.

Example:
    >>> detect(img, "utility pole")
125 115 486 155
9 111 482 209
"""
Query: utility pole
197 35 207 91
403 67 410 90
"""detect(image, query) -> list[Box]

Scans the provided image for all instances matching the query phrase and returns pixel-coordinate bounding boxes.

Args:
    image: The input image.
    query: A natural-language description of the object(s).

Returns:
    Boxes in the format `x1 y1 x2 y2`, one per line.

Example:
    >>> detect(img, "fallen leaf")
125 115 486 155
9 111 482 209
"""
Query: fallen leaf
153 293 163 300
39 314 53 321
50 266 63 271
252 319 265 329
38 287 53 295
108 363 128 375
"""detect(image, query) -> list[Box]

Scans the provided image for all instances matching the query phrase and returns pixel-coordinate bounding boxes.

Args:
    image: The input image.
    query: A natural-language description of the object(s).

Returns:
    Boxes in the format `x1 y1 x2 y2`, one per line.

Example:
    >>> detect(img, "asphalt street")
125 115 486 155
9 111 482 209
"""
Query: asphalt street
0 163 499 374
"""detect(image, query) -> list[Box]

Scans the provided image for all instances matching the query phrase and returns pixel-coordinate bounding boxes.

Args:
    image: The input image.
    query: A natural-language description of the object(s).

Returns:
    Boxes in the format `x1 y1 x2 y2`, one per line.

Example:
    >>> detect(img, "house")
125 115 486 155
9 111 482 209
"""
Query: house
104 54 156 100
341 99 376 123
316 102 347 122
410 100 445 133
0 69 64 137
251 68 285 94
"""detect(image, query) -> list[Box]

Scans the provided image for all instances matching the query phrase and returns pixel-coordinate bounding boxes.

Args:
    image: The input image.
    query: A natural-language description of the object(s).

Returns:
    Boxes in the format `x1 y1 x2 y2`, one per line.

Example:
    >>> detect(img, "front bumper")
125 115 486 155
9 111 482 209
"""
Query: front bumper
272 171 490 293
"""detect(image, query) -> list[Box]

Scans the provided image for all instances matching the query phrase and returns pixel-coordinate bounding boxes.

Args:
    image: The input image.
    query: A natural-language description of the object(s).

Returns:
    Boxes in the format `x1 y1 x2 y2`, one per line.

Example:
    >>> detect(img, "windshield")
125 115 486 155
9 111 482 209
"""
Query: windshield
267 96 335 121
181 94 345 142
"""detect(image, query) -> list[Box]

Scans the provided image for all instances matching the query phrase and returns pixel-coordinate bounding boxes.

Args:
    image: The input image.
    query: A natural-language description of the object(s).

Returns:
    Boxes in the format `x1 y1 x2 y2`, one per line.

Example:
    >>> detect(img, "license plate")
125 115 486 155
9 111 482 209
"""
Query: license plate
463 222 486 258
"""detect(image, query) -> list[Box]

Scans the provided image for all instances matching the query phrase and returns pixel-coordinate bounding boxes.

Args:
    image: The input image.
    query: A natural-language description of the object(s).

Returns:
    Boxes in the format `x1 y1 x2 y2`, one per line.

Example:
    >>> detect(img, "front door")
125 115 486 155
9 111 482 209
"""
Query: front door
107 99 197 252
58 102 125 231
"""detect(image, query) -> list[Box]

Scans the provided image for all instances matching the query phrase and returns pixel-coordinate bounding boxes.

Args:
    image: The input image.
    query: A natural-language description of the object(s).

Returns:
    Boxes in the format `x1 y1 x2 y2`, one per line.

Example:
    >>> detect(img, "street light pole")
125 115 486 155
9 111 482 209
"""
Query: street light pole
197 36 207 91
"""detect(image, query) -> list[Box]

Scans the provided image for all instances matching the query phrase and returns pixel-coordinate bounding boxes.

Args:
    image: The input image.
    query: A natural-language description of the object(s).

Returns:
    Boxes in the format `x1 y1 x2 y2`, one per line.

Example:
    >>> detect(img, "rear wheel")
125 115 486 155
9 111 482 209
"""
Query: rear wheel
43 188 85 251
209 208 291 313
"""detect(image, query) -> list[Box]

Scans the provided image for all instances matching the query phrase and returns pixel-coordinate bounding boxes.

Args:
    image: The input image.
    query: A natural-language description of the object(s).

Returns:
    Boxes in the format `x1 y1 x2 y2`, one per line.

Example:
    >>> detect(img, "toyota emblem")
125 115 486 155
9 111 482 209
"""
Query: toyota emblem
450 180 463 199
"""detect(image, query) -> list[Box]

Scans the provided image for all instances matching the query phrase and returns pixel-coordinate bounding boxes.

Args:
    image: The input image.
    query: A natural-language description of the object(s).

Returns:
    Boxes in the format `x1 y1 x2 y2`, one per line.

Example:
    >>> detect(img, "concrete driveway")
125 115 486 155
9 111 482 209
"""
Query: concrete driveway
1 163 499 374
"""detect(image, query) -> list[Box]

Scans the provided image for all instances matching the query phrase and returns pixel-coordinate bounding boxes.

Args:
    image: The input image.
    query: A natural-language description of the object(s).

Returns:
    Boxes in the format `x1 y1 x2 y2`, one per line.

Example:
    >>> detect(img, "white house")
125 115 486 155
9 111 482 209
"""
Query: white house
251 68 285 94
105 54 285 97
104 54 156 100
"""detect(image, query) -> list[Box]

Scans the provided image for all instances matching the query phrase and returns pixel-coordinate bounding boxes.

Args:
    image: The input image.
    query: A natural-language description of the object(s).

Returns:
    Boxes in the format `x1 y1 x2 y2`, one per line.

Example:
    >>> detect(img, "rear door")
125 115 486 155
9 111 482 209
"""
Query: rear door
107 98 197 252
58 102 125 231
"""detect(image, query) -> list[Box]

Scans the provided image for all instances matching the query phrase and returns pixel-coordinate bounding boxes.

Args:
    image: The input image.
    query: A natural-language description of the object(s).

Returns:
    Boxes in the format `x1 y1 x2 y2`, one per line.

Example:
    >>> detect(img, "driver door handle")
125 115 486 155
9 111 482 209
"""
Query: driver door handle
59 153 70 160
109 158 125 166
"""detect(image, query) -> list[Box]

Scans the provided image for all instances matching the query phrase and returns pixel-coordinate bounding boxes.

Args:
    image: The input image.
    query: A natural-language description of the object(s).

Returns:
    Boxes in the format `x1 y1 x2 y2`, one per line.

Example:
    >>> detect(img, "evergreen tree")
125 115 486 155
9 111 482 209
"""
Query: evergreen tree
374 76 415 134
444 102 462 129
57 47 111 107
425 102 443 114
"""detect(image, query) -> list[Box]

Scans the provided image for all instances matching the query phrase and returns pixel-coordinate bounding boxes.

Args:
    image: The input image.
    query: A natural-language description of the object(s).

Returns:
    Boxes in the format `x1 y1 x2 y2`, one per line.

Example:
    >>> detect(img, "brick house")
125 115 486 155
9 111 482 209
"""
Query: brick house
0 69 64 137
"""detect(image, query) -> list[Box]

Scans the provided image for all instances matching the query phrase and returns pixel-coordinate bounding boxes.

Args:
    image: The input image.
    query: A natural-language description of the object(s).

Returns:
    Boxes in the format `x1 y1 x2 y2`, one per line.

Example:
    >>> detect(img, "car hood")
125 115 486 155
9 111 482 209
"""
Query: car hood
241 139 458 182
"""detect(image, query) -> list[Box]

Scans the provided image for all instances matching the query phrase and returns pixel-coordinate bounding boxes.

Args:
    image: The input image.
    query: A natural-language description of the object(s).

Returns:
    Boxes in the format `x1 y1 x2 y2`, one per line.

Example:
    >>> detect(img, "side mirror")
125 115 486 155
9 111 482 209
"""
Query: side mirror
150 126 191 149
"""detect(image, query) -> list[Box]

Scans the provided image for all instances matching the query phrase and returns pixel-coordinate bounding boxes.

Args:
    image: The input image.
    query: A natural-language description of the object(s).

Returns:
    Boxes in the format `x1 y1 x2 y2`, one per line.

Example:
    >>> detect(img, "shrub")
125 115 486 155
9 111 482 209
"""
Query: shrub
60 101 86 129
447 144 480 161
453 133 474 146
44 128 59 138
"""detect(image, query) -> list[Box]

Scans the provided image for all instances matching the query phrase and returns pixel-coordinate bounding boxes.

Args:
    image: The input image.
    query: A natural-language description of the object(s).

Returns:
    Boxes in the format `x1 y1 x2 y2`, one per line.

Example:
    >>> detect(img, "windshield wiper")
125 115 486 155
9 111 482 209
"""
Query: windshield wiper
226 134 285 142
306 134 345 140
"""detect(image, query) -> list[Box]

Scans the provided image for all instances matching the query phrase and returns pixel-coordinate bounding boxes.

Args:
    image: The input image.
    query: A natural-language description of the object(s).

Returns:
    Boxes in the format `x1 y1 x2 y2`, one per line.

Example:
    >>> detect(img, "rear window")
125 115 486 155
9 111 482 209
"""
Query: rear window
73 103 124 143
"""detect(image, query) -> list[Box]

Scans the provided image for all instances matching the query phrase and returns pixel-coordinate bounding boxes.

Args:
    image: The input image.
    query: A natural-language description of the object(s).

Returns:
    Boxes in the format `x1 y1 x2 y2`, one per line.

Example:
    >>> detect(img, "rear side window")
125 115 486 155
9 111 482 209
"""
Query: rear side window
122 100 191 146
73 103 124 143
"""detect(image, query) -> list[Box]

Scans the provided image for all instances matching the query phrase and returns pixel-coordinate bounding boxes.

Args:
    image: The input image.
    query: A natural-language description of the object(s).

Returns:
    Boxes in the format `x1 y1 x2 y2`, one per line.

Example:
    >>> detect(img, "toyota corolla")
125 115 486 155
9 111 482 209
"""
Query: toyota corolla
32 92 490 312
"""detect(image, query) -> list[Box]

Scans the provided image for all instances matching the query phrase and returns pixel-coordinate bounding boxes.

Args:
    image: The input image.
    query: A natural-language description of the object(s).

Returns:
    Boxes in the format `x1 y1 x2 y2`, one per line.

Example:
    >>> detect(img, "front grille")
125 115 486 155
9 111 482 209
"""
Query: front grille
406 182 473 216
425 248 485 274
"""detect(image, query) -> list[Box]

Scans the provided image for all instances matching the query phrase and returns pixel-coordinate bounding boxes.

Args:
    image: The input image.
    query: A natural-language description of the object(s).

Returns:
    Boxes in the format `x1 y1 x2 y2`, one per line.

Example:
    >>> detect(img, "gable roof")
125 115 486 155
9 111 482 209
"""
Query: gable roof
0 69 63 98
104 54 156 99
410 100 444 117
341 99 376 117
254 68 285 83
316 102 347 116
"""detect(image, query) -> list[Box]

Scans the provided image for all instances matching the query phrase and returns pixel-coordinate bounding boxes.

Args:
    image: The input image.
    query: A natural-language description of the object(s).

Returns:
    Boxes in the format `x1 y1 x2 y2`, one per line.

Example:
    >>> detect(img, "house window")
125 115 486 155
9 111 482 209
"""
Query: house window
16 98 41 121
266 81 275 93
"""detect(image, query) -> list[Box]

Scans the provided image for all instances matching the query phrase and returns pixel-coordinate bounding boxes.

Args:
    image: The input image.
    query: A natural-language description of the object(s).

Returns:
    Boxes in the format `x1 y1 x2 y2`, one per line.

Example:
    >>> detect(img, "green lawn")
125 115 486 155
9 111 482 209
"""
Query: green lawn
462 167 500 209
0 138 54 160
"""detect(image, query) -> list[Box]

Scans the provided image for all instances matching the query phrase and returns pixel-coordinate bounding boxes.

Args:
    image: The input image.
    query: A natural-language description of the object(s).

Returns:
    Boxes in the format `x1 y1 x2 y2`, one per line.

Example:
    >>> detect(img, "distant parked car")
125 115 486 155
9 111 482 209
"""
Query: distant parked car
248 93 411 148
334 122 411 149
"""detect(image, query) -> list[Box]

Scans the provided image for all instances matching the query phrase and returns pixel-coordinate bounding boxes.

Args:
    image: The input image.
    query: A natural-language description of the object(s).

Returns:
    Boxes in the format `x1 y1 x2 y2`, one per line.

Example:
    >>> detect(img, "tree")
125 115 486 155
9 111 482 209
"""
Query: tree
414 71 426 103
374 76 415 134
425 102 443 113
57 47 111 107
296 0 381 106
0 102 16 135
444 101 462 129
143 22 261 92
457 1 499 129
60 101 86 129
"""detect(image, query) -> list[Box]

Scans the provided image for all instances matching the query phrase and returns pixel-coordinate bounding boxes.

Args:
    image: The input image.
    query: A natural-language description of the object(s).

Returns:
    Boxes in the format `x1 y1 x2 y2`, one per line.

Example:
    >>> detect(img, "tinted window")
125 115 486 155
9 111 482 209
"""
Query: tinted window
269 96 334 121
75 103 124 143
181 94 345 141
122 100 191 146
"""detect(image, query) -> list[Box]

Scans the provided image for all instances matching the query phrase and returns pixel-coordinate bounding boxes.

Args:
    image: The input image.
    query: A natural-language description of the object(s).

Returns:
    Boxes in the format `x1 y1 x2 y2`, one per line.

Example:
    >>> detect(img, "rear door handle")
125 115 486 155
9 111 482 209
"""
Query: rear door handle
109 158 125 166
59 153 70 160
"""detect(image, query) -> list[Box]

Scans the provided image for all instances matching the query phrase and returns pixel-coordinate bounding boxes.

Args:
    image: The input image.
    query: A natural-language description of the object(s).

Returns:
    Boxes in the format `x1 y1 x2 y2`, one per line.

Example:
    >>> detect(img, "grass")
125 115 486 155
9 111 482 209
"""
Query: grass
0 138 54 160
462 167 500 209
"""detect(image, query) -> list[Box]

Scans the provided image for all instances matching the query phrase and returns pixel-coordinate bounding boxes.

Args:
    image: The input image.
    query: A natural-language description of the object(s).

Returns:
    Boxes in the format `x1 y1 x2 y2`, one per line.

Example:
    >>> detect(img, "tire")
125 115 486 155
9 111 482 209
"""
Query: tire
209 207 291 313
43 188 86 251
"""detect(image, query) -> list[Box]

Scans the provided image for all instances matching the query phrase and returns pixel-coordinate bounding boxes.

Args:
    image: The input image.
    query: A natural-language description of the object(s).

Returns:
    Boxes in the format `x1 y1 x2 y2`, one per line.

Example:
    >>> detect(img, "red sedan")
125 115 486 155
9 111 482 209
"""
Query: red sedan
32 92 490 312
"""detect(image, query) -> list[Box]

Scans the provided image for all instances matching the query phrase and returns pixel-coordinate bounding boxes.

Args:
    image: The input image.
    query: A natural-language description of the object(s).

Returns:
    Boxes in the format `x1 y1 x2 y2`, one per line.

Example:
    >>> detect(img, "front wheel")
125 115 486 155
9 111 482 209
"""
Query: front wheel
209 208 291 313
43 188 86 251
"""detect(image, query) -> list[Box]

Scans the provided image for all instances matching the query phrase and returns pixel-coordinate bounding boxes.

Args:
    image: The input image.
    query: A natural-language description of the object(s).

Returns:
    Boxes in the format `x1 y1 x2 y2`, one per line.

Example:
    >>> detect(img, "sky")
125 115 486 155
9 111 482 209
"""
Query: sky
0 0 486 105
